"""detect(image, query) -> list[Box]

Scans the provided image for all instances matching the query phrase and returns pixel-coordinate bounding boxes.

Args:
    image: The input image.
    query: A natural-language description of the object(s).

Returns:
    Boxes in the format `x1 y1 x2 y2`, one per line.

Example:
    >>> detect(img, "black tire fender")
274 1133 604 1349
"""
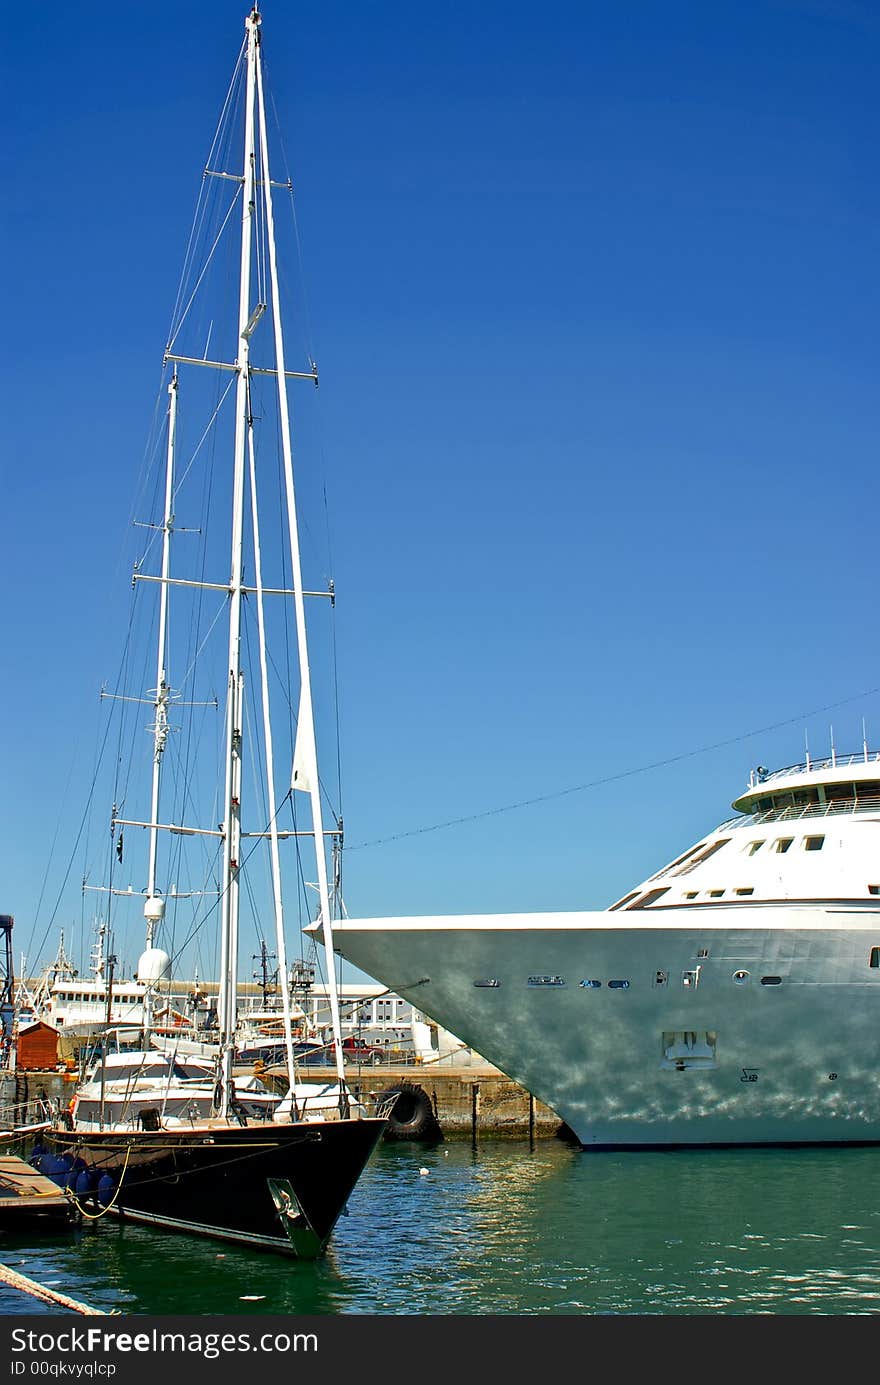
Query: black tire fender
377 1083 443 1142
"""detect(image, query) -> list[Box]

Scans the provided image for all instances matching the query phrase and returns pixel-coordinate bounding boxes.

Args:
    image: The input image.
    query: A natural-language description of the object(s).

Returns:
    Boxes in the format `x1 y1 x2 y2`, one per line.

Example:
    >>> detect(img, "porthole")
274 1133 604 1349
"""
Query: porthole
732 970 750 984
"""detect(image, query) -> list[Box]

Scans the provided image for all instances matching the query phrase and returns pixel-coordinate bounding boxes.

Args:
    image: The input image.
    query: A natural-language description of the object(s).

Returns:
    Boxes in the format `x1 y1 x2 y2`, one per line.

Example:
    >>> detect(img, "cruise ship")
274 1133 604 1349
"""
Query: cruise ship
327 750 880 1147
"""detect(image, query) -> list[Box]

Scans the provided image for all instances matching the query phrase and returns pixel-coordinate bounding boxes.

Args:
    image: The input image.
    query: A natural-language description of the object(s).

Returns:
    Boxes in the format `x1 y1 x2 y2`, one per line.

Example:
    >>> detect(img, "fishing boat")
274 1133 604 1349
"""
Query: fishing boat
31 5 387 1255
330 751 880 1148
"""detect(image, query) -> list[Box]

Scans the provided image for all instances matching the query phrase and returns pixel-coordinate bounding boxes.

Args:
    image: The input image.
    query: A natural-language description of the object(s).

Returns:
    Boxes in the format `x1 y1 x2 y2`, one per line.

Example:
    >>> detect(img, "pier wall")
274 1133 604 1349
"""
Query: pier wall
297 1065 568 1141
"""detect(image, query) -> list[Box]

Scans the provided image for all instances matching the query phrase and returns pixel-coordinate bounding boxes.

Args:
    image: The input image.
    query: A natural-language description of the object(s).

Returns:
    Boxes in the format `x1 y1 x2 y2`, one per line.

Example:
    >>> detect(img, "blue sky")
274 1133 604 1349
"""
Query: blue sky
3 0 880 986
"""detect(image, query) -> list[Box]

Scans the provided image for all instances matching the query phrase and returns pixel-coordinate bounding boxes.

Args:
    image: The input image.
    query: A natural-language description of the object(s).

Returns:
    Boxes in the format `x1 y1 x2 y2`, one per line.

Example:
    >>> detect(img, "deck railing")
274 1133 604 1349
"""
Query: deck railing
719 791 880 830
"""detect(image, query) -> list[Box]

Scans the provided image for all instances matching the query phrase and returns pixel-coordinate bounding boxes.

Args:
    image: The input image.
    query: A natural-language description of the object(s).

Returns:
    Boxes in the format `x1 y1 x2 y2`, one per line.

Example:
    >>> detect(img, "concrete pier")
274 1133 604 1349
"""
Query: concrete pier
293 1064 569 1141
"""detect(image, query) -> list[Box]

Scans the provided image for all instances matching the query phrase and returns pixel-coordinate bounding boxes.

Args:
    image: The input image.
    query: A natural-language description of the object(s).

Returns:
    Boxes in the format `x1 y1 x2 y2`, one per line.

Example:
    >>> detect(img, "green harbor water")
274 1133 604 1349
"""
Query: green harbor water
3 1138 880 1316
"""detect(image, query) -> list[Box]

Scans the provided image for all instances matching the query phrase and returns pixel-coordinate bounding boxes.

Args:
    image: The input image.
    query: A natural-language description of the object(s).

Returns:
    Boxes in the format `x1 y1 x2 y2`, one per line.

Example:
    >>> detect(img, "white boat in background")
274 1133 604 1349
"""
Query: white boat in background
36 926 146 1038
330 748 880 1147
65 1047 357 1130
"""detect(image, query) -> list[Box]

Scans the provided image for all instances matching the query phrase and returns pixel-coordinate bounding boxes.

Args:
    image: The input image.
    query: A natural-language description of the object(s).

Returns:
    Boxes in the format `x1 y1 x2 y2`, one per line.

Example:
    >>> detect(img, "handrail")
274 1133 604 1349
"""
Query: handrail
719 794 880 830
746 752 880 789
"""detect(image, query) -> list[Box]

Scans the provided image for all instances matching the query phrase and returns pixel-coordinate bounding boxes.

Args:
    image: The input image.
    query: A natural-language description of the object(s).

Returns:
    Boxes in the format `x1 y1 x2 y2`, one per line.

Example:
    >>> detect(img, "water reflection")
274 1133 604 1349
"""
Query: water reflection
3 1141 880 1314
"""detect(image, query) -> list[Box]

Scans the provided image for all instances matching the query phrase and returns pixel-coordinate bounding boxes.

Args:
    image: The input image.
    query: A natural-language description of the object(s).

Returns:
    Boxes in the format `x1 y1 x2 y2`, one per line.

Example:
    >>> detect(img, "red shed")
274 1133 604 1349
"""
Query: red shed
15 1020 60 1071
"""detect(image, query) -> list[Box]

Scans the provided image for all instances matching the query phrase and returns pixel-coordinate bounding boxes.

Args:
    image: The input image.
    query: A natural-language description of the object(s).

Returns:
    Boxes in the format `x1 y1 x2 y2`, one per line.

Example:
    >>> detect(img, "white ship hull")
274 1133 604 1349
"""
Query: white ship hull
330 906 880 1146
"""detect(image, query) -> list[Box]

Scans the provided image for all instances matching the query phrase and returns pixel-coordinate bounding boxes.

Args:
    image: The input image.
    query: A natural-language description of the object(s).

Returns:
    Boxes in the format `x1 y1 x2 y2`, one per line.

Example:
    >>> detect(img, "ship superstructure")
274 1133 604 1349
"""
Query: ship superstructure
329 751 880 1147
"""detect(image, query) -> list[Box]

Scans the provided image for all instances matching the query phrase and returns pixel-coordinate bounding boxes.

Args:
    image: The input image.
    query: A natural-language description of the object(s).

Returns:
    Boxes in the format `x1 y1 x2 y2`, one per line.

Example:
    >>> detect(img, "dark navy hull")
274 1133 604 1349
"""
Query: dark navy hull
33 1116 386 1256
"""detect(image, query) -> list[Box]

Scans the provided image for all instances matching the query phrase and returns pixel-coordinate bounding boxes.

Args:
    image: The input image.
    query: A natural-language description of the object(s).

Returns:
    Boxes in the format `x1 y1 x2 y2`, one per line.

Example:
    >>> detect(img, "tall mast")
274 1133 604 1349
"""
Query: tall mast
217 4 260 1113
144 373 178 948
254 25 349 1100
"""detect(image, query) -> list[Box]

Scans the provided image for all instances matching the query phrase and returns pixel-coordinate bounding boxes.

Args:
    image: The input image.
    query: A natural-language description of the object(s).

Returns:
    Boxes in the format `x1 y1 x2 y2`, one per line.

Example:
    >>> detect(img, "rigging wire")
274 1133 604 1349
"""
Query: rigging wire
166 187 244 357
347 684 880 850
166 38 247 351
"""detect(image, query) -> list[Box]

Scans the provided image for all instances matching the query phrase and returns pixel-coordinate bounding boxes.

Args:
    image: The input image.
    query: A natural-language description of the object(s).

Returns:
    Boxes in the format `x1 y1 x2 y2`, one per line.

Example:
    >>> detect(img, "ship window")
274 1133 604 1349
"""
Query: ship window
672 839 731 876
735 887 754 896
746 841 764 855
760 976 782 986
869 886 880 896
609 891 641 911
527 975 565 987
871 948 880 968
697 948 709 958
626 887 670 909
732 970 750 983
608 979 630 989
793 788 819 806
708 889 724 898
825 783 855 804
684 891 698 899
646 842 707 879
774 838 794 853
654 971 668 986
804 835 824 851
579 979 602 989
473 979 501 988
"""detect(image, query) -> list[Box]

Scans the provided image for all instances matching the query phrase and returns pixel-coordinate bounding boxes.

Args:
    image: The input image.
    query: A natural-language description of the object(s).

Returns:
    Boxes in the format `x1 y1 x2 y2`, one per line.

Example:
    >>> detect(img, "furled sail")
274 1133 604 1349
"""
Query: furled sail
291 691 315 793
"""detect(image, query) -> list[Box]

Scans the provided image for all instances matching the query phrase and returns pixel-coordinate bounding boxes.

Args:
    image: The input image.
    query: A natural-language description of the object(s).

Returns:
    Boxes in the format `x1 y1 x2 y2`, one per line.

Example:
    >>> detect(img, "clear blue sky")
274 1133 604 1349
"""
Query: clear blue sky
3 0 880 985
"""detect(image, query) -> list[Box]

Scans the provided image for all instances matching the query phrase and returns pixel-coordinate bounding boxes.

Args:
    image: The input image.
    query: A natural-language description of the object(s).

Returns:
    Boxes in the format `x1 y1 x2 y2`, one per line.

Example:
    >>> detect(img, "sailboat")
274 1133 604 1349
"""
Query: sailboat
30 5 387 1256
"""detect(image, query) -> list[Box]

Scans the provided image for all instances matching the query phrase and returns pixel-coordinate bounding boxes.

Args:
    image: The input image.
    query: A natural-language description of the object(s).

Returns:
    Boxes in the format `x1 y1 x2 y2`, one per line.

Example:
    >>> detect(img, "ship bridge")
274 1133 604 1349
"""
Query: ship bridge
730 753 880 823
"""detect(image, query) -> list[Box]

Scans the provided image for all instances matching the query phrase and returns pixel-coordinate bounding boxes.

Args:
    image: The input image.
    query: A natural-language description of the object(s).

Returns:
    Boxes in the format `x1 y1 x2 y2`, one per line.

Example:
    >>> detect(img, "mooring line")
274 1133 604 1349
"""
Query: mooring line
0 1262 107 1315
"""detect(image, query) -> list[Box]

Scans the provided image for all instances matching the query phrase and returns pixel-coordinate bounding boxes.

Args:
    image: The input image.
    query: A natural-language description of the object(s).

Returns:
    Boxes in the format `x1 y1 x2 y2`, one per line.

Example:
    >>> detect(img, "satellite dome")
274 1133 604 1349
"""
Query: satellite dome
137 947 172 983
144 896 166 923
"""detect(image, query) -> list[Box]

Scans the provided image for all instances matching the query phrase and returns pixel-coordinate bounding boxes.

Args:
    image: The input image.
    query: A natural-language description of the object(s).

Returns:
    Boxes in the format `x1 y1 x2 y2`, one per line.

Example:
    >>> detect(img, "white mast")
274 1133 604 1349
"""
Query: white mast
144 375 178 942
254 28 349 1100
244 403 299 1107
217 5 260 1114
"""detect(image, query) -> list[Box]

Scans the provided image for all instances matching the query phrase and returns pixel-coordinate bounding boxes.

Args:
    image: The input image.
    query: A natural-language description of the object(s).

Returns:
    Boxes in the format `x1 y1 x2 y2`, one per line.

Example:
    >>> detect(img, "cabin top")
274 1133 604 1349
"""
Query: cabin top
731 752 880 819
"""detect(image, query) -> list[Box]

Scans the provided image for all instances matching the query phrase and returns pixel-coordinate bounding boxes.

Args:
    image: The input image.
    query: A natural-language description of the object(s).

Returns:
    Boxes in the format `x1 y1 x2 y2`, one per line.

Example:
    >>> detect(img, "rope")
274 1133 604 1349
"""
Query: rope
0 1262 106 1315
348 684 880 849
63 1144 132 1222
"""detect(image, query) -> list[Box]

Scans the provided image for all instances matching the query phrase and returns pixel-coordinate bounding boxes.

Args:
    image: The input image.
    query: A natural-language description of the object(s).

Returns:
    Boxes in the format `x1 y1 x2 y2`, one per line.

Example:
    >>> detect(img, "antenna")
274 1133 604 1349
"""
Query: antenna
804 729 811 771
830 724 836 767
863 718 869 763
